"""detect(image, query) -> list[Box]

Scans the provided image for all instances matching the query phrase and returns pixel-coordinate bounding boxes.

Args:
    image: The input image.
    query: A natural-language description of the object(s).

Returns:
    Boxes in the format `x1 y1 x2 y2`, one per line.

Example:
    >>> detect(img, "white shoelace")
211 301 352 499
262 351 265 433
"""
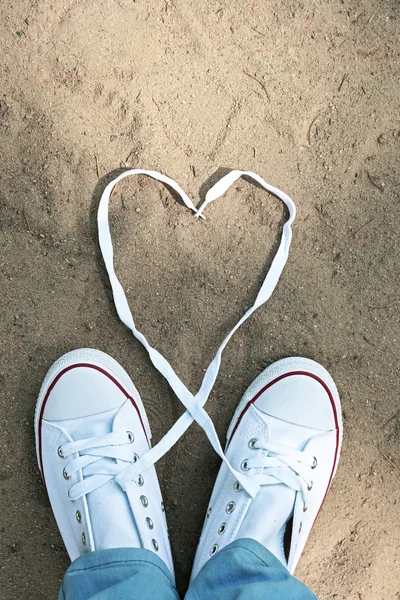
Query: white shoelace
61 431 142 500
244 441 316 505
95 169 296 500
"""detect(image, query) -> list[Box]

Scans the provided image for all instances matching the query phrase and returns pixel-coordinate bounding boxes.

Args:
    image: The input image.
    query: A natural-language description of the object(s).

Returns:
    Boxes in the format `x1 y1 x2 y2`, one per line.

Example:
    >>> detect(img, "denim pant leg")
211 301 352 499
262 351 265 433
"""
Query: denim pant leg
59 548 179 600
185 539 317 600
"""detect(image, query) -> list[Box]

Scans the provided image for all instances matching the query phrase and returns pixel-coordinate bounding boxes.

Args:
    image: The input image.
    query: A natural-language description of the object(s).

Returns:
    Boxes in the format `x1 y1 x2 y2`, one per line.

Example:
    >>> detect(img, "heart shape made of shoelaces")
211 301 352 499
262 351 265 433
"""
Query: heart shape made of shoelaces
98 169 296 498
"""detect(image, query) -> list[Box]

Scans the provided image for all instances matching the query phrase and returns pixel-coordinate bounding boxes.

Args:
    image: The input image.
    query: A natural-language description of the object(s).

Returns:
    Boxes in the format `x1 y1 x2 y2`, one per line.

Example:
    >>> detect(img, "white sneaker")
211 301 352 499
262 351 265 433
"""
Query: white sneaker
191 357 343 580
35 348 174 576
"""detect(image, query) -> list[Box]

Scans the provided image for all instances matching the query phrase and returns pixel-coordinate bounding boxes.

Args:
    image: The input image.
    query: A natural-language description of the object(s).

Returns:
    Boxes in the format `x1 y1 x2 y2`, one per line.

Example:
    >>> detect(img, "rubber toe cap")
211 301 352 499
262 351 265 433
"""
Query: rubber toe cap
254 373 336 431
43 365 127 421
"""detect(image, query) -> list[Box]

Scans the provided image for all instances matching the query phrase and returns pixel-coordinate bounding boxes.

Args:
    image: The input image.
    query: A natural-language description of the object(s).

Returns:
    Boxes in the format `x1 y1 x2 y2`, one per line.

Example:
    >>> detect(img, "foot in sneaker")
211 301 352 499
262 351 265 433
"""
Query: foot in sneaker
35 348 173 576
191 357 342 579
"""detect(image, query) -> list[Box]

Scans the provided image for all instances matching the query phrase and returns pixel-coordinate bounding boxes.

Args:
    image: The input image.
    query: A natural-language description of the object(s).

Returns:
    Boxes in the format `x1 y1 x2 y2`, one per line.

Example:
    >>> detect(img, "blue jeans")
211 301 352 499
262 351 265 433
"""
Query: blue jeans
59 538 317 599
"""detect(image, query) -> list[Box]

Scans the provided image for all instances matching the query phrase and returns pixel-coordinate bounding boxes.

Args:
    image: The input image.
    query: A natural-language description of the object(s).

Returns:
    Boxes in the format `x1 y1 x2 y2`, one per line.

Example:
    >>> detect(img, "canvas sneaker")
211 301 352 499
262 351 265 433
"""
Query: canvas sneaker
191 356 342 580
35 348 173 576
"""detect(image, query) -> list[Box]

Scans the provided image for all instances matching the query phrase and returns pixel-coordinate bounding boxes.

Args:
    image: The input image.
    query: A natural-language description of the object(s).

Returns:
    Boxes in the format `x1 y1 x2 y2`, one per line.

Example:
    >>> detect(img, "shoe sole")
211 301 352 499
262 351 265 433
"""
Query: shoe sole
34 348 151 475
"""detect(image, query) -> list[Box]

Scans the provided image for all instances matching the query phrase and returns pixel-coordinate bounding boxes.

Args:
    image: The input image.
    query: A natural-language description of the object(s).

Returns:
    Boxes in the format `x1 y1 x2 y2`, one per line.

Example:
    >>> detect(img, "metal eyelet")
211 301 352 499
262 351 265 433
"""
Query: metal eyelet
206 507 212 518
140 495 149 507
131 453 139 463
312 457 317 469
233 481 243 492
146 517 154 529
63 468 71 480
152 539 159 551
75 510 82 523
82 532 86 546
307 481 313 491
248 438 258 450
127 431 135 443
218 523 227 535
299 522 303 533
241 460 250 471
136 475 144 486
57 446 65 458
303 504 308 512
226 501 236 514
210 543 219 556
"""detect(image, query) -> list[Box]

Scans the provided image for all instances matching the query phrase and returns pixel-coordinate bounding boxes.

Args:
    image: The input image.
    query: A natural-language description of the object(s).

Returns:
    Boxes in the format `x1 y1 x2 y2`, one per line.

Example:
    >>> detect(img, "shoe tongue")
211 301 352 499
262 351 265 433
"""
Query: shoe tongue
239 407 319 565
254 407 320 451
243 482 295 566
59 406 119 440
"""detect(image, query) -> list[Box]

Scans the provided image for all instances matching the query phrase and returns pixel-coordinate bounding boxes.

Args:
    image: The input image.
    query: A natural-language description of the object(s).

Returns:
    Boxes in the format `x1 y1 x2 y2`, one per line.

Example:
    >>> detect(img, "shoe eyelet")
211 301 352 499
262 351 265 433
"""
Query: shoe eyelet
152 539 159 551
233 481 243 492
161 501 165 512
57 446 65 459
63 467 71 480
218 523 227 535
307 481 313 491
146 517 154 529
226 501 236 514
127 431 135 443
248 438 258 450
299 521 302 533
82 532 86 546
312 457 317 469
67 488 76 504
241 460 250 471
303 504 308 512
210 543 219 556
131 453 139 463
140 495 149 507
206 507 212 518
75 510 82 523
136 474 144 486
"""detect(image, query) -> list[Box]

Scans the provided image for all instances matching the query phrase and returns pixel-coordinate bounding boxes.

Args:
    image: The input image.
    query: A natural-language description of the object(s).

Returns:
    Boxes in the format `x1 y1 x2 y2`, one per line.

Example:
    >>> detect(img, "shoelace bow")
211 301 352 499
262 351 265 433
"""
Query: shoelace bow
65 170 296 502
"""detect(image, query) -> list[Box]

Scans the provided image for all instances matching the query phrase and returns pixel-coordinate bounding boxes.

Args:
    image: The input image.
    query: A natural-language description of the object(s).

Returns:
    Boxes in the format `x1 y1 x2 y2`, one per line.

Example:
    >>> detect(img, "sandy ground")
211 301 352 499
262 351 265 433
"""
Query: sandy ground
1 1 399 598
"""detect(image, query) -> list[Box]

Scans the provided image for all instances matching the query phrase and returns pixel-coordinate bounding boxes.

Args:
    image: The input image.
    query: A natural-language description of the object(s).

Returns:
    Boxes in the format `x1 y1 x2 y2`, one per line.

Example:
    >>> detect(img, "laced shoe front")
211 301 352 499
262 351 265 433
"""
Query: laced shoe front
35 349 173 575
191 357 342 579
